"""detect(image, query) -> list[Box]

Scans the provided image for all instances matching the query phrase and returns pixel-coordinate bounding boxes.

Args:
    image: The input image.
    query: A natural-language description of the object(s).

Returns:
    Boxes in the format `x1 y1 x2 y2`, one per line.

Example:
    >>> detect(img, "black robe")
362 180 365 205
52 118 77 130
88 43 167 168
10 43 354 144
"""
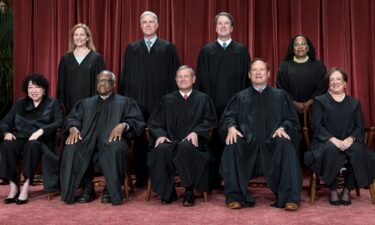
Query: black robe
219 86 302 207
196 40 250 117
277 60 327 102
147 90 218 200
119 38 180 120
0 97 63 192
60 93 145 205
304 93 375 190
57 51 106 113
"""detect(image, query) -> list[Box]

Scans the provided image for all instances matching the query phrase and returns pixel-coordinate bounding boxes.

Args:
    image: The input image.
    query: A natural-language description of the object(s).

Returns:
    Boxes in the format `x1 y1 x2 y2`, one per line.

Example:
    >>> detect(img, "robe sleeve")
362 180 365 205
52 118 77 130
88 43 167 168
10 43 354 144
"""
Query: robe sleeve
311 62 328 98
219 95 241 138
279 92 301 141
147 98 169 139
118 45 133 95
310 98 334 142
191 96 218 139
122 97 145 138
350 101 366 143
41 100 64 137
63 100 85 135
195 47 211 93
276 62 293 100
0 105 16 134
57 56 66 104
90 54 106 97
167 44 180 92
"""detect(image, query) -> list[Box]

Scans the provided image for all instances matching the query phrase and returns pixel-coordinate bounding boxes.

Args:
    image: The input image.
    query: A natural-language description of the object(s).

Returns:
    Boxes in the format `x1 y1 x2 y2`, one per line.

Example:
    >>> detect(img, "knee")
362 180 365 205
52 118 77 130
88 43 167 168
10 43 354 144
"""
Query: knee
24 140 41 150
106 141 127 155
177 141 195 152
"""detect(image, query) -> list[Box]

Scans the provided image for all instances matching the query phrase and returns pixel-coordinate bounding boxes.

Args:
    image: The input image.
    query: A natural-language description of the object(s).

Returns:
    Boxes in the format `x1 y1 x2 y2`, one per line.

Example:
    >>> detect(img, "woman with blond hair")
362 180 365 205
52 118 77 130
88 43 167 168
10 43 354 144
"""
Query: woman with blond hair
57 23 106 112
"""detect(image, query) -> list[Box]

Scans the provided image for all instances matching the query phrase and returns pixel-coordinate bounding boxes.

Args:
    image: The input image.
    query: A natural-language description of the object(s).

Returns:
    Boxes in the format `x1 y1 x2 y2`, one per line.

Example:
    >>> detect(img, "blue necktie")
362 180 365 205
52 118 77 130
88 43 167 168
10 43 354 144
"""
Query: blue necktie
222 42 227 50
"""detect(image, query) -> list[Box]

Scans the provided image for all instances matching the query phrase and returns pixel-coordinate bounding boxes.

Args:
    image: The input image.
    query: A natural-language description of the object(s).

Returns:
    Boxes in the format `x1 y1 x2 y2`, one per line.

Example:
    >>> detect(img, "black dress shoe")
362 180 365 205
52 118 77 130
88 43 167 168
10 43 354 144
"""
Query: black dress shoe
182 190 195 207
101 188 112 204
329 199 340 206
77 186 96 203
340 199 351 206
4 191 20 204
16 198 28 205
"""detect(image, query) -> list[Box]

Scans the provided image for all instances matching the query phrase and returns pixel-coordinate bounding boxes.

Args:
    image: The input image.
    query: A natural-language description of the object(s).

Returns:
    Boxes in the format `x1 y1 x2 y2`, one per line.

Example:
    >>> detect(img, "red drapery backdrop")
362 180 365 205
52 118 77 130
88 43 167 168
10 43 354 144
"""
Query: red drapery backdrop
12 0 375 126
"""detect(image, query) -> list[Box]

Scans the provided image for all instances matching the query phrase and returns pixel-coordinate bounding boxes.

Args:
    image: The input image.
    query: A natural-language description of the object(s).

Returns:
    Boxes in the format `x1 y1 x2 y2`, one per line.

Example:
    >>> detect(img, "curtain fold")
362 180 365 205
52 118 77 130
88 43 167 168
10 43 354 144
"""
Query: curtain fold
12 0 375 126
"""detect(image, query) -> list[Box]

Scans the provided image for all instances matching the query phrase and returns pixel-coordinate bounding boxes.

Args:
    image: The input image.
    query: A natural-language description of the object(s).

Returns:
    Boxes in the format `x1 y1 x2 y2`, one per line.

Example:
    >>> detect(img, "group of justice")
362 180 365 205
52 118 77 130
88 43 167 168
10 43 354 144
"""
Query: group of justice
1 10 375 211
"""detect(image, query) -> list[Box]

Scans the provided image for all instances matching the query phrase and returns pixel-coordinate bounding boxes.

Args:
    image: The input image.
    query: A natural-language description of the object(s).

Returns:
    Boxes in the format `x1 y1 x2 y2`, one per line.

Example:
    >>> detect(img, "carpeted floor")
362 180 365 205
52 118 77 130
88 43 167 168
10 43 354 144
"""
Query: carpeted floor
0 178 374 225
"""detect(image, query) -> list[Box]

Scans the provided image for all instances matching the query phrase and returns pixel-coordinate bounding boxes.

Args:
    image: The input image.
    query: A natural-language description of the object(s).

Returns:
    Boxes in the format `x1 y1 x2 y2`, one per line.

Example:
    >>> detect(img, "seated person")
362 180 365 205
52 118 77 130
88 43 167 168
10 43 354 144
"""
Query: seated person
147 65 218 206
305 67 375 205
60 70 145 205
0 73 63 204
220 58 302 211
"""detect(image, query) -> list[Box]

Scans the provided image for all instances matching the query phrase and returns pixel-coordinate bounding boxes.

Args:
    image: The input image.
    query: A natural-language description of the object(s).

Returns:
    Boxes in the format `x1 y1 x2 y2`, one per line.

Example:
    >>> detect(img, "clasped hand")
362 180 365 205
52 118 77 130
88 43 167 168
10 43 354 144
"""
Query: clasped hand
329 136 354 151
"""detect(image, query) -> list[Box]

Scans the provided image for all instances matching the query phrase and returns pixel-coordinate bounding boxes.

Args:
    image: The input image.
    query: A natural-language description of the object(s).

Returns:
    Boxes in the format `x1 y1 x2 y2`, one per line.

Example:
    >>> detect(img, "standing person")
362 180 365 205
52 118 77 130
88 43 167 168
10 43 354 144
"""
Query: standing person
196 12 250 188
220 58 302 211
60 70 145 205
0 74 63 204
148 65 218 206
57 23 106 113
119 11 180 187
277 35 327 120
305 67 375 206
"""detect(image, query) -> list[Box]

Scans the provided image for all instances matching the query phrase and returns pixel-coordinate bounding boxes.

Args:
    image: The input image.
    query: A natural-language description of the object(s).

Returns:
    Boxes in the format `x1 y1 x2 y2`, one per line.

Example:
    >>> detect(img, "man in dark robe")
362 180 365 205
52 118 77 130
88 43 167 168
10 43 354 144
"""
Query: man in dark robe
195 12 251 188
220 58 302 211
60 70 145 205
148 65 218 206
118 11 180 186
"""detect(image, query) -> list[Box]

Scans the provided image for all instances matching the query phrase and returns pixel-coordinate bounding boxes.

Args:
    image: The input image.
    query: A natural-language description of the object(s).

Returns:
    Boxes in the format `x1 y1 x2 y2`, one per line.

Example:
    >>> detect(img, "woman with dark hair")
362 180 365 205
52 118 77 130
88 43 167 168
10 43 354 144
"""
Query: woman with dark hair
277 34 327 115
304 67 375 205
0 74 63 204
57 23 106 112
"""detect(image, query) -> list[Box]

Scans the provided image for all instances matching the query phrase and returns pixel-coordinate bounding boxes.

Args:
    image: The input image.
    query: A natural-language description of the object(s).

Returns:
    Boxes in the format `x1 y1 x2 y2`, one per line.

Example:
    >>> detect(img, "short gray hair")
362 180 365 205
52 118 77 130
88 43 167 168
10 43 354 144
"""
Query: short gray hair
97 70 116 83
140 11 158 23
176 65 195 77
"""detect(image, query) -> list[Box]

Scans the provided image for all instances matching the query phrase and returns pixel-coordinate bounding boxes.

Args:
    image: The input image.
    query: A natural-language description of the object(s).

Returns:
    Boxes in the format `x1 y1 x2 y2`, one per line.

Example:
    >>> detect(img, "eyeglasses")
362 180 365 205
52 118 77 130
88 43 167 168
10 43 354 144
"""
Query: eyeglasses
97 79 113 84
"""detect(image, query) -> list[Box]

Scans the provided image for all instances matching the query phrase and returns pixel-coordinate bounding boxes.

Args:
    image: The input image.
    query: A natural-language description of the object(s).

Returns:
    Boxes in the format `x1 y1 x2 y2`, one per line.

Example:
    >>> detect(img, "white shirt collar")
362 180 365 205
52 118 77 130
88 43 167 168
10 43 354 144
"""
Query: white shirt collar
179 90 192 97
217 38 232 47
144 35 157 47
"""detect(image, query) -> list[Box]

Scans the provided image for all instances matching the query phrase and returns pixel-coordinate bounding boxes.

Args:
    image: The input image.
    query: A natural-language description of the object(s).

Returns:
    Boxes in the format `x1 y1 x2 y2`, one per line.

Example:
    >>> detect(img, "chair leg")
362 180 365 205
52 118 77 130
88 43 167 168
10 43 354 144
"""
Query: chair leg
47 192 51 201
203 192 208 202
369 182 375 205
310 173 317 204
124 175 129 201
146 177 152 201
355 188 360 196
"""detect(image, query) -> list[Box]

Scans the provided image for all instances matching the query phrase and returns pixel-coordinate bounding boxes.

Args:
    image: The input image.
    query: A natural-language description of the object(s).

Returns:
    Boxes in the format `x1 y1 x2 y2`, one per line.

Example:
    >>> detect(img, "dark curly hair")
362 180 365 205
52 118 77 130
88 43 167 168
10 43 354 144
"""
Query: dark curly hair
284 34 317 61
22 73 50 96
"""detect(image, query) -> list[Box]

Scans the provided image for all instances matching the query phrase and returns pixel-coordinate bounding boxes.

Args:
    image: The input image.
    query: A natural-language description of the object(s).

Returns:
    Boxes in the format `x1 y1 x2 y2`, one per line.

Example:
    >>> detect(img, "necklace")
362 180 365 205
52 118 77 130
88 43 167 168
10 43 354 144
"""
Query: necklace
293 56 309 63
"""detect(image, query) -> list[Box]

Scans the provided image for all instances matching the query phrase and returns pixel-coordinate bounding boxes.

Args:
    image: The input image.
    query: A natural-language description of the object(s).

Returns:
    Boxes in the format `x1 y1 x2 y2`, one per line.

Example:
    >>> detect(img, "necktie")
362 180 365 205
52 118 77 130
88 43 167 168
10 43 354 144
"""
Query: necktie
222 42 227 50
146 40 152 52
183 94 188 100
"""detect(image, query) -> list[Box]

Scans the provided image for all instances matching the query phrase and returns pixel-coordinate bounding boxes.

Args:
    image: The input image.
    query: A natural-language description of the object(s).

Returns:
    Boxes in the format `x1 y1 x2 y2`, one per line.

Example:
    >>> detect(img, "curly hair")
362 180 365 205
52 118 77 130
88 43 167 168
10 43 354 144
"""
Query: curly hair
22 73 50 96
284 34 317 61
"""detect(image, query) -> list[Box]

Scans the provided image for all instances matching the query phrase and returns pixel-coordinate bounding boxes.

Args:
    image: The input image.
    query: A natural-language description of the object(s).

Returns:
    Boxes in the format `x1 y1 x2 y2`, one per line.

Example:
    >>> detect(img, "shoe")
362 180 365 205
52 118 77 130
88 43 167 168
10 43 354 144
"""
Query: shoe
284 202 299 211
161 188 177 205
77 185 96 203
329 199 340 206
340 189 351 206
227 201 242 209
16 198 28 205
4 191 20 204
101 188 112 204
182 190 195 207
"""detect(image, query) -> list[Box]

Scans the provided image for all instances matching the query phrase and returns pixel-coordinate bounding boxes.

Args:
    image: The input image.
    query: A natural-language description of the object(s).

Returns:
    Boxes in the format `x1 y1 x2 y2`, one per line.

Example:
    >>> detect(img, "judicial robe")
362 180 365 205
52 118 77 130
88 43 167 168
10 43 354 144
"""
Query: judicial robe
0 97 63 192
219 86 302 207
119 38 180 120
196 40 250 117
60 93 145 205
277 60 327 102
304 93 375 190
57 51 106 113
147 90 218 200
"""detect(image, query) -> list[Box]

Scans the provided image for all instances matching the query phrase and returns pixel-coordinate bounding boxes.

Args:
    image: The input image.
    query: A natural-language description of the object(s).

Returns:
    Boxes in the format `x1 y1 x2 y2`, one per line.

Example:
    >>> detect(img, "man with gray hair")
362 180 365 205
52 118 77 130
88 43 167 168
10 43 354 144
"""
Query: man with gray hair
147 65 217 206
60 70 145 205
119 11 180 187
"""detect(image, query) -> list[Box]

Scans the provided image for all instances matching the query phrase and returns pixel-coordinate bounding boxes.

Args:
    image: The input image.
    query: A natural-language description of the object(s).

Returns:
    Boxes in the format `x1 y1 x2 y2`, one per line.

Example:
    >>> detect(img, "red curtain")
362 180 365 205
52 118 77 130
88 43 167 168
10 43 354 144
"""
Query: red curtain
13 0 375 126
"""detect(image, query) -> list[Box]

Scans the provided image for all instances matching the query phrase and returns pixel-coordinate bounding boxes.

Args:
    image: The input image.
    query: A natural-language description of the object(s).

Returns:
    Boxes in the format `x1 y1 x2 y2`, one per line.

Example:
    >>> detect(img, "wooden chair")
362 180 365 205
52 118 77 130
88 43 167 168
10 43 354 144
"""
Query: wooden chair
302 105 375 204
145 128 210 202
